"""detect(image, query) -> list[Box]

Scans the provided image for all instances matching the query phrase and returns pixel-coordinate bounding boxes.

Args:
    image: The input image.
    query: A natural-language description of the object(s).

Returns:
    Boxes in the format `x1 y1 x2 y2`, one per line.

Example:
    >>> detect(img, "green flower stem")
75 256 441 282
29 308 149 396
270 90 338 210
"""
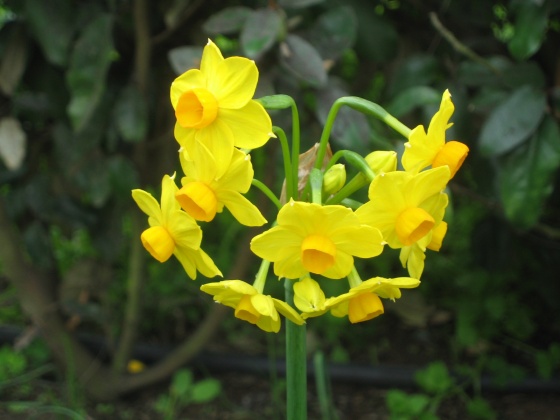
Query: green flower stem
313 351 337 420
289 97 301 200
325 173 368 205
327 150 375 181
340 198 363 210
309 168 323 205
273 126 294 200
252 179 282 210
347 266 363 289
285 278 307 420
252 259 271 293
315 97 411 171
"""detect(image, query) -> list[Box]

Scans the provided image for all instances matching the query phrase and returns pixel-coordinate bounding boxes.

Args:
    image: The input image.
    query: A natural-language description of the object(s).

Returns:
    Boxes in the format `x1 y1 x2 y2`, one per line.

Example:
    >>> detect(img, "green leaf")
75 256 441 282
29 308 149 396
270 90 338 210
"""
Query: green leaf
456 57 510 87
279 34 327 87
203 6 252 35
386 86 441 118
386 390 430 416
415 361 454 395
502 61 545 89
478 85 546 157
0 23 28 96
498 116 560 229
168 46 203 75
508 2 548 61
278 0 324 8
0 117 26 170
388 55 440 97
66 14 115 132
466 397 496 420
240 8 282 60
24 0 75 66
170 369 193 397
113 84 147 143
353 5 398 63
191 378 221 403
307 6 357 61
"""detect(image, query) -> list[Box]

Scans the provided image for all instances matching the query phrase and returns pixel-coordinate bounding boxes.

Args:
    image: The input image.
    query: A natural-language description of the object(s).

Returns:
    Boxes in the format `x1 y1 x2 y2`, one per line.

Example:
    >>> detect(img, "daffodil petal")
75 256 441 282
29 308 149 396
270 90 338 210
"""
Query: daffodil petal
160 175 181 223
219 101 272 149
170 69 207 109
132 189 162 223
218 190 267 226
256 313 281 333
293 277 325 313
166 210 202 249
251 294 277 318
218 149 253 192
251 226 303 261
322 251 354 279
209 57 258 108
272 298 305 325
194 119 235 178
174 123 196 150
332 225 384 258
405 166 450 206
193 247 223 278
200 39 224 76
273 252 307 279
188 140 218 182
173 247 198 279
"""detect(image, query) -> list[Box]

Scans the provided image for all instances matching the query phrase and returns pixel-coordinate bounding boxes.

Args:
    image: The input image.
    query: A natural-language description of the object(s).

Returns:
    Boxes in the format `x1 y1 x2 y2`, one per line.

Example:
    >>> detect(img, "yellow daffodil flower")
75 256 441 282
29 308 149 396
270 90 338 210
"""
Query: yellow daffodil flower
402 89 469 178
176 141 266 226
399 221 447 279
170 39 273 174
326 277 420 323
250 200 384 279
132 174 222 280
356 166 450 249
200 280 304 333
293 277 329 319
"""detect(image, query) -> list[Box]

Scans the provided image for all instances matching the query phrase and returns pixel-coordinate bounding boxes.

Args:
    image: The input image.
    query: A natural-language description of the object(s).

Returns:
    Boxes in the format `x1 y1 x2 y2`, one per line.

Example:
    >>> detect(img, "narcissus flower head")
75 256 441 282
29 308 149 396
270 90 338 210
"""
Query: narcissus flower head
171 39 273 174
402 89 469 178
355 166 450 249
176 141 266 226
293 276 328 319
200 280 304 333
326 277 420 323
399 221 447 279
250 200 384 279
132 174 222 280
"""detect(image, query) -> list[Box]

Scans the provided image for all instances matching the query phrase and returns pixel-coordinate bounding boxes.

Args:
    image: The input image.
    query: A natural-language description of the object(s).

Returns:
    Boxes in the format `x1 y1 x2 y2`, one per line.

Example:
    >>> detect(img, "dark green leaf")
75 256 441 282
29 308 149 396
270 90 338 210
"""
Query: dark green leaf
0 23 27 96
240 8 282 60
66 14 115 132
456 57 510 87
168 46 203 75
353 5 398 63
24 0 75 66
113 85 147 143
278 0 324 8
478 85 546 156
307 6 357 61
467 397 496 420
386 390 429 416
387 55 440 97
279 34 327 87
171 369 193 397
415 361 454 394
508 2 548 60
191 378 221 403
498 116 560 229
503 61 545 89
203 6 252 35
386 86 441 118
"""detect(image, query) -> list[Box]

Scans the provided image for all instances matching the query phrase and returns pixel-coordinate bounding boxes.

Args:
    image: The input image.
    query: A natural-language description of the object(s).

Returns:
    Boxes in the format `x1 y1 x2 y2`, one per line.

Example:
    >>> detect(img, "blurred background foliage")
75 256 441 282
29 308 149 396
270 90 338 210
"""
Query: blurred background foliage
1 0 560 416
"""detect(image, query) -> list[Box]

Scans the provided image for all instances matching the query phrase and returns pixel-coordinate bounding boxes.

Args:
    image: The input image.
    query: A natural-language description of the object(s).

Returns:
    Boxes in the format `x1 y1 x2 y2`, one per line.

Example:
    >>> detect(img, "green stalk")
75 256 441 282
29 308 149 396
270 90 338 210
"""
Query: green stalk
325 173 369 205
315 97 411 171
285 278 307 420
252 179 282 210
273 126 294 201
289 97 301 200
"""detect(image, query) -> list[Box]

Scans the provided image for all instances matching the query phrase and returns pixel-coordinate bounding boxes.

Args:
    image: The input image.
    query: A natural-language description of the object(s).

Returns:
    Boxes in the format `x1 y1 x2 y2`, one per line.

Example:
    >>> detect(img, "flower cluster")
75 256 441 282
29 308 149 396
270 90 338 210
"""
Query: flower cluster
132 40 469 332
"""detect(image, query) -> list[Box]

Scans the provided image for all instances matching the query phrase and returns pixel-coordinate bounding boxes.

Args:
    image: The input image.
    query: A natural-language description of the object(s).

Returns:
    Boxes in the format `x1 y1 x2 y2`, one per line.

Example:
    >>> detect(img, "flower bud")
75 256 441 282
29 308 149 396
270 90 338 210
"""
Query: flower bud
365 151 397 175
322 164 346 195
